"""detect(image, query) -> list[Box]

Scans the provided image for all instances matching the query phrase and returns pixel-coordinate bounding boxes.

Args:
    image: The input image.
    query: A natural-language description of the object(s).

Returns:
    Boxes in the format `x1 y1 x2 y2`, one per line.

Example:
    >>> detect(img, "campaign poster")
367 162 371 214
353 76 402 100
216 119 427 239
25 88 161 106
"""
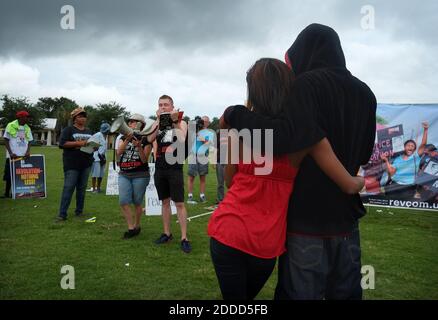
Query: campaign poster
11 154 46 199
360 104 438 211
105 162 120 196
145 163 177 216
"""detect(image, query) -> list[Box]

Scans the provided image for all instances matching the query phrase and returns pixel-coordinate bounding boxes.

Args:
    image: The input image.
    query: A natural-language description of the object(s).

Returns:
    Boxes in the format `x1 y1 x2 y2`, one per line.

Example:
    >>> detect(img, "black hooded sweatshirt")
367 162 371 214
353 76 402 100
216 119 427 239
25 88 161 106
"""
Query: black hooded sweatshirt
225 24 376 235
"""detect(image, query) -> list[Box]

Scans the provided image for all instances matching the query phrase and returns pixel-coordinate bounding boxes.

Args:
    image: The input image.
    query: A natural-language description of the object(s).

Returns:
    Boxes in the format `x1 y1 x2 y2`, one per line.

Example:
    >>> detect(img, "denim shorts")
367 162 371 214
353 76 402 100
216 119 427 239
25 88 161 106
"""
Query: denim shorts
118 174 150 205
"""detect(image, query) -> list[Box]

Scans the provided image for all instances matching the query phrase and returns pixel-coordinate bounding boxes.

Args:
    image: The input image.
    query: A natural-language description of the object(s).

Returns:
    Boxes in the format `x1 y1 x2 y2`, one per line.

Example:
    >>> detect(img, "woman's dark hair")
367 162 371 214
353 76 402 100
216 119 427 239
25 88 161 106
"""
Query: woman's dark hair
246 58 295 117
404 139 417 149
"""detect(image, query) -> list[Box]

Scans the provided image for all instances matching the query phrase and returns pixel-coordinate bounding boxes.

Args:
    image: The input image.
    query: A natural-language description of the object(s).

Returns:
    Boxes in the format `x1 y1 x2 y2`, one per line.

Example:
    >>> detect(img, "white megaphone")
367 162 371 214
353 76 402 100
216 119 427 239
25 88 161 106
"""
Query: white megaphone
141 119 157 135
110 117 157 137
110 116 134 135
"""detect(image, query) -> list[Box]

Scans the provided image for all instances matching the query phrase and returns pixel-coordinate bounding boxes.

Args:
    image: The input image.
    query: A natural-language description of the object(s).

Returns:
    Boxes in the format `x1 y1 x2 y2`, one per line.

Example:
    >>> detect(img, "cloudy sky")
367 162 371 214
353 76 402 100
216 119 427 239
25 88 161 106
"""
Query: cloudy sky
0 0 437 119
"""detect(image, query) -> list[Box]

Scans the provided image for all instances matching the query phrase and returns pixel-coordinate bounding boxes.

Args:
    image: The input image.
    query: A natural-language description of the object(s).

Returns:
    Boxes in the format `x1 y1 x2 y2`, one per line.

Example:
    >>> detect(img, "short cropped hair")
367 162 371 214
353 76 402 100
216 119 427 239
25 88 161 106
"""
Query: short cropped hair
159 95 174 105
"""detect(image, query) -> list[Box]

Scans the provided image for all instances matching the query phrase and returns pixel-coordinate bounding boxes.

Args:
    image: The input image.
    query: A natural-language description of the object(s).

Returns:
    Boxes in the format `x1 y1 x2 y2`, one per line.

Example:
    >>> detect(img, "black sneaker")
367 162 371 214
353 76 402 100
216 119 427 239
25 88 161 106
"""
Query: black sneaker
55 216 67 223
181 239 192 253
154 233 173 244
133 226 141 236
75 212 86 218
123 229 137 239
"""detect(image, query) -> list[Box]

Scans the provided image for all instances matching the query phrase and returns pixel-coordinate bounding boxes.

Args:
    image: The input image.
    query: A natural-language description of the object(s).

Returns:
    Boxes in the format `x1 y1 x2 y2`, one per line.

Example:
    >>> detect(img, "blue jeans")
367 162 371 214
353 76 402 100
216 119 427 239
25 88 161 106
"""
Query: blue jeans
59 167 91 218
274 222 362 300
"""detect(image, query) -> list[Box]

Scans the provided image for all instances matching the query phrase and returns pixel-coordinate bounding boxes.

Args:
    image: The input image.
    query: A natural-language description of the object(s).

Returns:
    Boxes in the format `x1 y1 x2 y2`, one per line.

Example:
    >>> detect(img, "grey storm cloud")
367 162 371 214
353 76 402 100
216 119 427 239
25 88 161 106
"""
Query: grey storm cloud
1 0 437 59
0 0 279 58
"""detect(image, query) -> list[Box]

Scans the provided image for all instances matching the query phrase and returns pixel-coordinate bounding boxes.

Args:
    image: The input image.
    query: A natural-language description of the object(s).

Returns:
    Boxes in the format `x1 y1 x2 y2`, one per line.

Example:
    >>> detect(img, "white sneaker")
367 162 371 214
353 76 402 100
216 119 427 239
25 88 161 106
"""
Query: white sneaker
86 188 94 192
187 195 197 204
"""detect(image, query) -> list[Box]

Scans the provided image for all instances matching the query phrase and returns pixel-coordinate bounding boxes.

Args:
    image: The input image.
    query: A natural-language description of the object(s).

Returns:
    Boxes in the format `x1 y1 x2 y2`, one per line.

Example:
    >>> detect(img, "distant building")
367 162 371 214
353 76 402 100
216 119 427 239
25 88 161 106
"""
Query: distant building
34 118 58 146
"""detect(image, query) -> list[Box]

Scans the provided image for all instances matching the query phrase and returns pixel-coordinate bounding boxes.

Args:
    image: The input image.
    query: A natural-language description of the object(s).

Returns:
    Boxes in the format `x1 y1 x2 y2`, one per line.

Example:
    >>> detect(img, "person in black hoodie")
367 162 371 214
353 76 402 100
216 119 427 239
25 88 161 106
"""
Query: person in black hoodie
221 24 377 300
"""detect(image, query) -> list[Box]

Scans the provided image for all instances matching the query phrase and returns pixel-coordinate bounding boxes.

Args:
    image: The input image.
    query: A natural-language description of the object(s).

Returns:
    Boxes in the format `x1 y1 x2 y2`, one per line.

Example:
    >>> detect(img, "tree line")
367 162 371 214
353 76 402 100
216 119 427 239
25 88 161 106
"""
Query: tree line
0 94 221 137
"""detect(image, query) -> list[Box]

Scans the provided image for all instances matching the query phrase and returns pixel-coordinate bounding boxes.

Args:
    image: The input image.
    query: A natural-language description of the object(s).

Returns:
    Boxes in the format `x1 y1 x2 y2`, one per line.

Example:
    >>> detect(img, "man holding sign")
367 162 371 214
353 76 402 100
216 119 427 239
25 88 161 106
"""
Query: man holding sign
150 95 192 253
2 110 33 198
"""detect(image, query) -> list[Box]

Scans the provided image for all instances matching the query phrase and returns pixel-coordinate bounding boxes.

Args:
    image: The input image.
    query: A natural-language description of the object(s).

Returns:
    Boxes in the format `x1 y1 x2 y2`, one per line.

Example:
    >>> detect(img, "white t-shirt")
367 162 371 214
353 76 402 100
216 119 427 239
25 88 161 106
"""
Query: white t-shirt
3 126 33 158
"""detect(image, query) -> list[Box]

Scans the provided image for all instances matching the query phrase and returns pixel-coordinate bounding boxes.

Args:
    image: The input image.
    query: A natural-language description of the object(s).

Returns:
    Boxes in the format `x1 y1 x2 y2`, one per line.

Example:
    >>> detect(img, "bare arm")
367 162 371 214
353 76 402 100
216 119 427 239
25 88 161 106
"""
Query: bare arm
144 144 152 163
380 154 396 177
174 120 187 143
4 138 16 158
62 140 87 149
133 138 148 163
417 122 429 156
145 120 159 143
152 140 158 161
309 138 364 194
116 135 132 157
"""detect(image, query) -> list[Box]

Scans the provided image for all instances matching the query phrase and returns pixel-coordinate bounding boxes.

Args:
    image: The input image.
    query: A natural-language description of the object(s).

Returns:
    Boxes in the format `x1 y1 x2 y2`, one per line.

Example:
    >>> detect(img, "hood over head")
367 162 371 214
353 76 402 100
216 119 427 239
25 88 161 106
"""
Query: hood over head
285 23 346 76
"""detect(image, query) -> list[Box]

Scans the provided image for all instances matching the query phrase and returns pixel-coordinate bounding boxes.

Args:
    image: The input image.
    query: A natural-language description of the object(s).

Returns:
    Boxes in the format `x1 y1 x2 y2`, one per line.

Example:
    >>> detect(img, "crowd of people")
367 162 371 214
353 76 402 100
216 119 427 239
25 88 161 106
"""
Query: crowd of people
6 23 434 300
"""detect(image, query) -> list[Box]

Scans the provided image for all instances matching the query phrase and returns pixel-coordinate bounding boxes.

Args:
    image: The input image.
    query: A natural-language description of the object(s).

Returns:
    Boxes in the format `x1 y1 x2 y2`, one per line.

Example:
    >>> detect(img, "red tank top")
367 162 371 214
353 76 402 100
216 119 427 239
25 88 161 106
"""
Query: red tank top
207 155 298 259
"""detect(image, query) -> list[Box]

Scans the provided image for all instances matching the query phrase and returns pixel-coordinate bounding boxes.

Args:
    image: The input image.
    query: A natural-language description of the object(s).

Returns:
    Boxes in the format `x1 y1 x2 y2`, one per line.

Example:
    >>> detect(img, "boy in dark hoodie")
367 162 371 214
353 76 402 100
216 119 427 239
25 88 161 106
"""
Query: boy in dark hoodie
221 24 377 299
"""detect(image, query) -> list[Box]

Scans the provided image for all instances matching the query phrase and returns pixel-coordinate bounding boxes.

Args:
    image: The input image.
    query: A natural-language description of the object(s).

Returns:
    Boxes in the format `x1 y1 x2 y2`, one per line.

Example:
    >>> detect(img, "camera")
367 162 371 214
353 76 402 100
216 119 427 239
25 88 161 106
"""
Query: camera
194 116 205 132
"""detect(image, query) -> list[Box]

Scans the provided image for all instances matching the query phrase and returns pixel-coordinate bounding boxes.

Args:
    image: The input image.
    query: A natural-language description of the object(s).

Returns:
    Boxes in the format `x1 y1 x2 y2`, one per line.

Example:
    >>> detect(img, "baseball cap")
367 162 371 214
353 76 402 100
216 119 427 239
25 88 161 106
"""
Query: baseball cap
71 107 87 119
16 110 30 118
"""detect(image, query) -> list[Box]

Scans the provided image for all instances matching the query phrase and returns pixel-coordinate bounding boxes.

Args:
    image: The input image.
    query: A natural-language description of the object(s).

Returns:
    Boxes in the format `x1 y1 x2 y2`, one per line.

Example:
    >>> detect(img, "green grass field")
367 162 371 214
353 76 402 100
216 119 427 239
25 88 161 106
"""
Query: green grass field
0 146 437 300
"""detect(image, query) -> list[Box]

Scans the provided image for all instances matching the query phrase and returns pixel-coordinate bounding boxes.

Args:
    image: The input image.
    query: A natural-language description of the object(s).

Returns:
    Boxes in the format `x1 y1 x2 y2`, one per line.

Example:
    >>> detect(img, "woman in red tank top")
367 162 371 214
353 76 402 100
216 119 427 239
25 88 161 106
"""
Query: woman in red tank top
208 58 364 300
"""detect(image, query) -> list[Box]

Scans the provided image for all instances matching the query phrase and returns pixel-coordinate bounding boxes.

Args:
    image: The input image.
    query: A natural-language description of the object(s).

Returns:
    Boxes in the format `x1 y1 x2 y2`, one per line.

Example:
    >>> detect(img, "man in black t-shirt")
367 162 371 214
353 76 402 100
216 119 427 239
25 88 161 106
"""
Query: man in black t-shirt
150 95 192 253
56 107 93 221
